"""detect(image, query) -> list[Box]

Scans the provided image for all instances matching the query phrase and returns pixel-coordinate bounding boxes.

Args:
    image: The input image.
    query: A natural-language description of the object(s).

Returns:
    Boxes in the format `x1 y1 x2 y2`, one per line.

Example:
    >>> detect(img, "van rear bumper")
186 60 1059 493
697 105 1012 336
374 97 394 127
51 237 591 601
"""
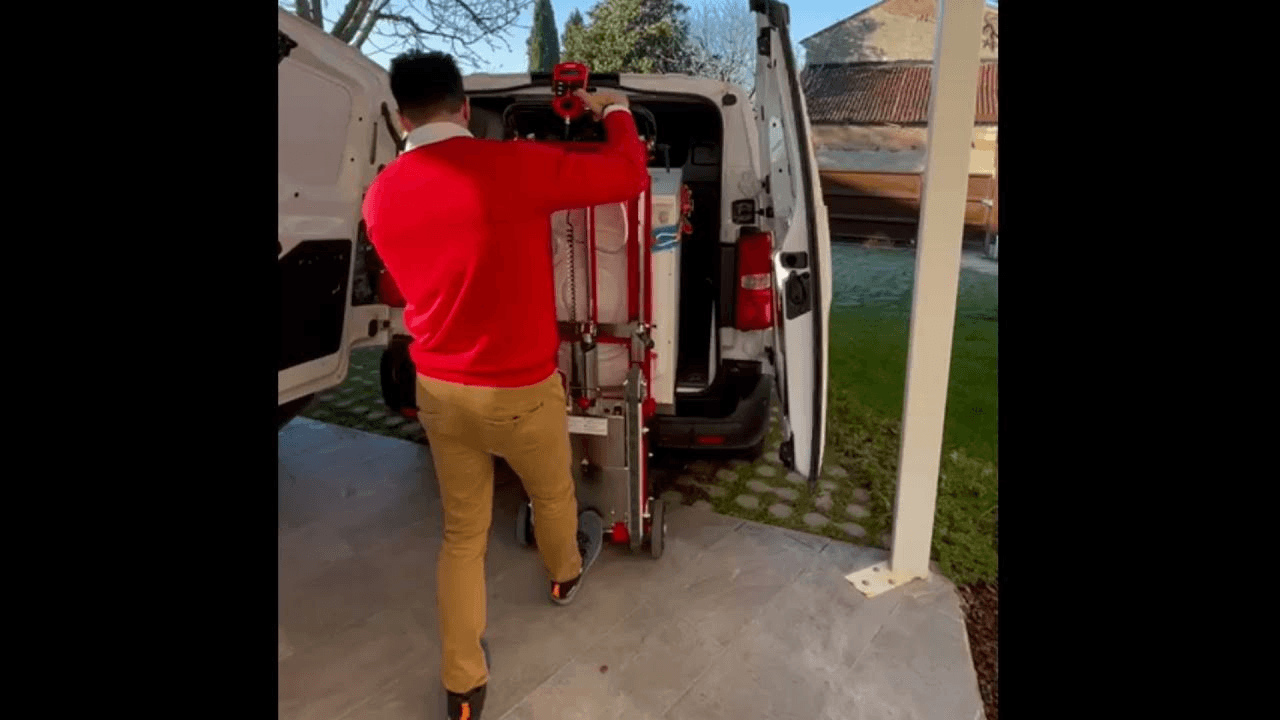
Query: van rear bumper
651 371 772 453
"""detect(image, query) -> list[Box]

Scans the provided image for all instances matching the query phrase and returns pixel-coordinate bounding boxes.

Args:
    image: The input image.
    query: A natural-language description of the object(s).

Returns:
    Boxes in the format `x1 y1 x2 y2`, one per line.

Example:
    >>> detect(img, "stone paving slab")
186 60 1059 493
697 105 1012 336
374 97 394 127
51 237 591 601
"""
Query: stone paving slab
278 419 984 720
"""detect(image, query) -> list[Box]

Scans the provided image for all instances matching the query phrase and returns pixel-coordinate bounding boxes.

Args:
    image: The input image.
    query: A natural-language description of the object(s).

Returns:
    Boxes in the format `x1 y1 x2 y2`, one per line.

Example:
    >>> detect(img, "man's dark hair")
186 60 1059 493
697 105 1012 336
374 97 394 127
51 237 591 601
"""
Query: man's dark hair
389 50 465 124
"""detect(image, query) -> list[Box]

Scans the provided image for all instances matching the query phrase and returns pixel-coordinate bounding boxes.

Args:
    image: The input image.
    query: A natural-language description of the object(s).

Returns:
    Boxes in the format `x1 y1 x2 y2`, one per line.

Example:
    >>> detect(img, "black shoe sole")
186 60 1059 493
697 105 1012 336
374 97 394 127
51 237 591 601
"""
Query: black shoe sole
551 512 604 606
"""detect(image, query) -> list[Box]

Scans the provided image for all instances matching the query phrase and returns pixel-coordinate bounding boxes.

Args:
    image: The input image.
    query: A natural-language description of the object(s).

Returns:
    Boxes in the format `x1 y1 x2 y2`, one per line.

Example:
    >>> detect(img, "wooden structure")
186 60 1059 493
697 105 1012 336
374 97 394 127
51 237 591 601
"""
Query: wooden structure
819 169 997 245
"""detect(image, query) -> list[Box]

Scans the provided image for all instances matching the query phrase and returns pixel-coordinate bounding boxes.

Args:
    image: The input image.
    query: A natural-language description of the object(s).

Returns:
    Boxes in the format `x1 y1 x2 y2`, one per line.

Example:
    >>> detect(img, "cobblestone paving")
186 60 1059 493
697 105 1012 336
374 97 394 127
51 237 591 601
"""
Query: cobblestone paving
300 348 424 444
644 394 884 547
302 354 883 548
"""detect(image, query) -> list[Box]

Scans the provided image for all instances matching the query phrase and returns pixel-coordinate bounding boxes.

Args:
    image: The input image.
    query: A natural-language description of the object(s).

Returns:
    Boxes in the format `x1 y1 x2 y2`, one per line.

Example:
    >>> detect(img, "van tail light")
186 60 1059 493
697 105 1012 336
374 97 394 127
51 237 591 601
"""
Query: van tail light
378 270 406 308
735 231 774 331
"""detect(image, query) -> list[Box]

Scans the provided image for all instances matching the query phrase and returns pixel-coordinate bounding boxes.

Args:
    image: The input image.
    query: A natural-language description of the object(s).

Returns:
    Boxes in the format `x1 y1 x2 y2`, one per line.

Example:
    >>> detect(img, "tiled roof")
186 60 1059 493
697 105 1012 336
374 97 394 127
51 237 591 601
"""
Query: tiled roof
801 60 998 125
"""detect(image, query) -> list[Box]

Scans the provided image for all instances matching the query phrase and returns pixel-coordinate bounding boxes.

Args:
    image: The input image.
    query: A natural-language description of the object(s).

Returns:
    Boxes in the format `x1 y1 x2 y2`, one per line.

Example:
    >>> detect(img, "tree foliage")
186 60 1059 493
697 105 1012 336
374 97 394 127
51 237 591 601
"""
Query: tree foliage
561 8 584 51
285 0 531 68
527 0 560 72
561 0 696 74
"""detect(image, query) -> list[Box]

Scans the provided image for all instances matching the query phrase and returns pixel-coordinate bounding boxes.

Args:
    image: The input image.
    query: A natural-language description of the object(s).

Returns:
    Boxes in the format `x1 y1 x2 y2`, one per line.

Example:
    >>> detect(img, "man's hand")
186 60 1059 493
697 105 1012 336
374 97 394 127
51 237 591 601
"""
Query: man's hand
575 89 630 119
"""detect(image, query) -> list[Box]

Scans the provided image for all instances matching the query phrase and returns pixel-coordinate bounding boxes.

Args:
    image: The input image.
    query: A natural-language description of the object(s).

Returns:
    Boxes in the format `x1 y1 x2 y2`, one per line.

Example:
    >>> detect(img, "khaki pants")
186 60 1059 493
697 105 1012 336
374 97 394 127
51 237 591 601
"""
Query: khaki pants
416 371 583 695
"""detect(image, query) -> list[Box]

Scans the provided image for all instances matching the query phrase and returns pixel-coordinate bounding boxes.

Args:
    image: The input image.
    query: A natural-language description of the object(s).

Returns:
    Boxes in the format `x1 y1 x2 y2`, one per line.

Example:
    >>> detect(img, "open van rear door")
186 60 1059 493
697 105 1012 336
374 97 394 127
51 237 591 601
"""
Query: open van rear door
278 9 397 411
751 0 832 483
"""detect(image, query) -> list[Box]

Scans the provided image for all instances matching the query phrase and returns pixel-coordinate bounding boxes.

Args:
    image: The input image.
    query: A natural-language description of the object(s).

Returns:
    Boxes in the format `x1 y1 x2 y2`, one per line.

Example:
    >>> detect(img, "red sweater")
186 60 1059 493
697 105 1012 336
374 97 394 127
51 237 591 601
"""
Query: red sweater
362 110 650 388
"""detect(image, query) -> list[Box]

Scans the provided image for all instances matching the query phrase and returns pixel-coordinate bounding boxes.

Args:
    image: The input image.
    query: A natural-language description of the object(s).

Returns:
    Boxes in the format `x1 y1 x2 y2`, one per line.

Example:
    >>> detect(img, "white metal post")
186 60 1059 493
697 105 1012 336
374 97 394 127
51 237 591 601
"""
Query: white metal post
847 0 986 598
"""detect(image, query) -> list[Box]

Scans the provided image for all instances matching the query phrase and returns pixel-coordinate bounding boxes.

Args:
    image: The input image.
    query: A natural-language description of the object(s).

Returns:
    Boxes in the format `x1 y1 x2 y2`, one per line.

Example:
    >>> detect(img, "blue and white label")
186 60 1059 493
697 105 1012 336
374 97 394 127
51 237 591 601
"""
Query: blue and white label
652 225 681 252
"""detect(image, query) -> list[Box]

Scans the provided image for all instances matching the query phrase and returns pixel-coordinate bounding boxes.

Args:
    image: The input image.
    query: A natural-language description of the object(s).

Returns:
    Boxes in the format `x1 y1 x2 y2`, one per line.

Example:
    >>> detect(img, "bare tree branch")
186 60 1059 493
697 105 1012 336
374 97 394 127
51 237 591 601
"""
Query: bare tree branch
353 0 391 47
454 0 492 33
330 0 363 41
281 1 530 68
334 0 374 42
686 0 755 89
378 11 457 40
295 0 324 28
374 11 487 55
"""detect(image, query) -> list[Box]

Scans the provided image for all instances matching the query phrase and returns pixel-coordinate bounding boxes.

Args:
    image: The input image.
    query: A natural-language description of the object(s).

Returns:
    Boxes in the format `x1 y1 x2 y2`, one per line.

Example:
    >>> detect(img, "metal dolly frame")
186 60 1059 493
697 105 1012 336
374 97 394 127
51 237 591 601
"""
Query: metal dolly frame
514 139 667 559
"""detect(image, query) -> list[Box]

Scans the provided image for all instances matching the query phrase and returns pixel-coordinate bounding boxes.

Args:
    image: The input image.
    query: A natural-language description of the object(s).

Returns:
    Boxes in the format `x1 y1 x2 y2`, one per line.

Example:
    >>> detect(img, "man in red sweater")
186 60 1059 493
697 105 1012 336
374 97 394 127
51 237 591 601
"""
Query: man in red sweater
362 51 651 720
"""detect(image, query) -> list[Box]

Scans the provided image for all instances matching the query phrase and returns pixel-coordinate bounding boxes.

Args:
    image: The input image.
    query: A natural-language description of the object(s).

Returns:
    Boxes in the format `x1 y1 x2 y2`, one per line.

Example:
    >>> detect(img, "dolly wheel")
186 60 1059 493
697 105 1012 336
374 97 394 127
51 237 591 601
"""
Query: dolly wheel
516 501 534 547
648 498 666 559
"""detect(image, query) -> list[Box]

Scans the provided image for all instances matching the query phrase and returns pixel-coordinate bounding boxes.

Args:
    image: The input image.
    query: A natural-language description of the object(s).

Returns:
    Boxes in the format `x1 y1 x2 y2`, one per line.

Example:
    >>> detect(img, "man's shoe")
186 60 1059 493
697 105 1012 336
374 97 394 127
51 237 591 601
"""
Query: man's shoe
445 640 489 720
550 510 604 606
447 684 486 720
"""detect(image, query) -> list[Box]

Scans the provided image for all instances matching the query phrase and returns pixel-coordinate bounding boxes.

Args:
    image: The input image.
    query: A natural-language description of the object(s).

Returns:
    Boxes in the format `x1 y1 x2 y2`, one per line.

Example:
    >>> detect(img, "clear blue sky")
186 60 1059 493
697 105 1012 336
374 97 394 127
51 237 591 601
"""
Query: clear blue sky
361 0 878 72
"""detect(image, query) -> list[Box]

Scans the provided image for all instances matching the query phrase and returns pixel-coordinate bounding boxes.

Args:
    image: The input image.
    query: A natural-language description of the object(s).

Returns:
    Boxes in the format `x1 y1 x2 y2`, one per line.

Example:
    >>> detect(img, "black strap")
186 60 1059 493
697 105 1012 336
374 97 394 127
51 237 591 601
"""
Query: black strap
380 102 406 154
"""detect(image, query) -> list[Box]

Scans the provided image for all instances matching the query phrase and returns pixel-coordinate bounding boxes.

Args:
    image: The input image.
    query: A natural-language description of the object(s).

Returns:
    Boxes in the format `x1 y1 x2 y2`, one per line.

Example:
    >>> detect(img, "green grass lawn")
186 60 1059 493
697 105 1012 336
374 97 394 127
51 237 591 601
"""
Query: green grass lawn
828 266 998 464
656 245 997 583
822 245 998 582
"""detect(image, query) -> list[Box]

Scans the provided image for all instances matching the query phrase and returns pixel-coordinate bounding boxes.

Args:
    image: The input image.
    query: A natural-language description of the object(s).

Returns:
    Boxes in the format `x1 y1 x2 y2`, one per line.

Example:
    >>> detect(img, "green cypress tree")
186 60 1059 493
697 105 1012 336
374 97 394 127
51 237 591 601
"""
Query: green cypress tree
527 0 561 72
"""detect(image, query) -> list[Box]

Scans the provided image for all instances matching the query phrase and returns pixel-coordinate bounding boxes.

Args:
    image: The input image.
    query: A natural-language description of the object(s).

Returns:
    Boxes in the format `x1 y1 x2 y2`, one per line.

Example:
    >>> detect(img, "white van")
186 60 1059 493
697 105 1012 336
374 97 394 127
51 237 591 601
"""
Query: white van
283 1 832 482
277 8 399 428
